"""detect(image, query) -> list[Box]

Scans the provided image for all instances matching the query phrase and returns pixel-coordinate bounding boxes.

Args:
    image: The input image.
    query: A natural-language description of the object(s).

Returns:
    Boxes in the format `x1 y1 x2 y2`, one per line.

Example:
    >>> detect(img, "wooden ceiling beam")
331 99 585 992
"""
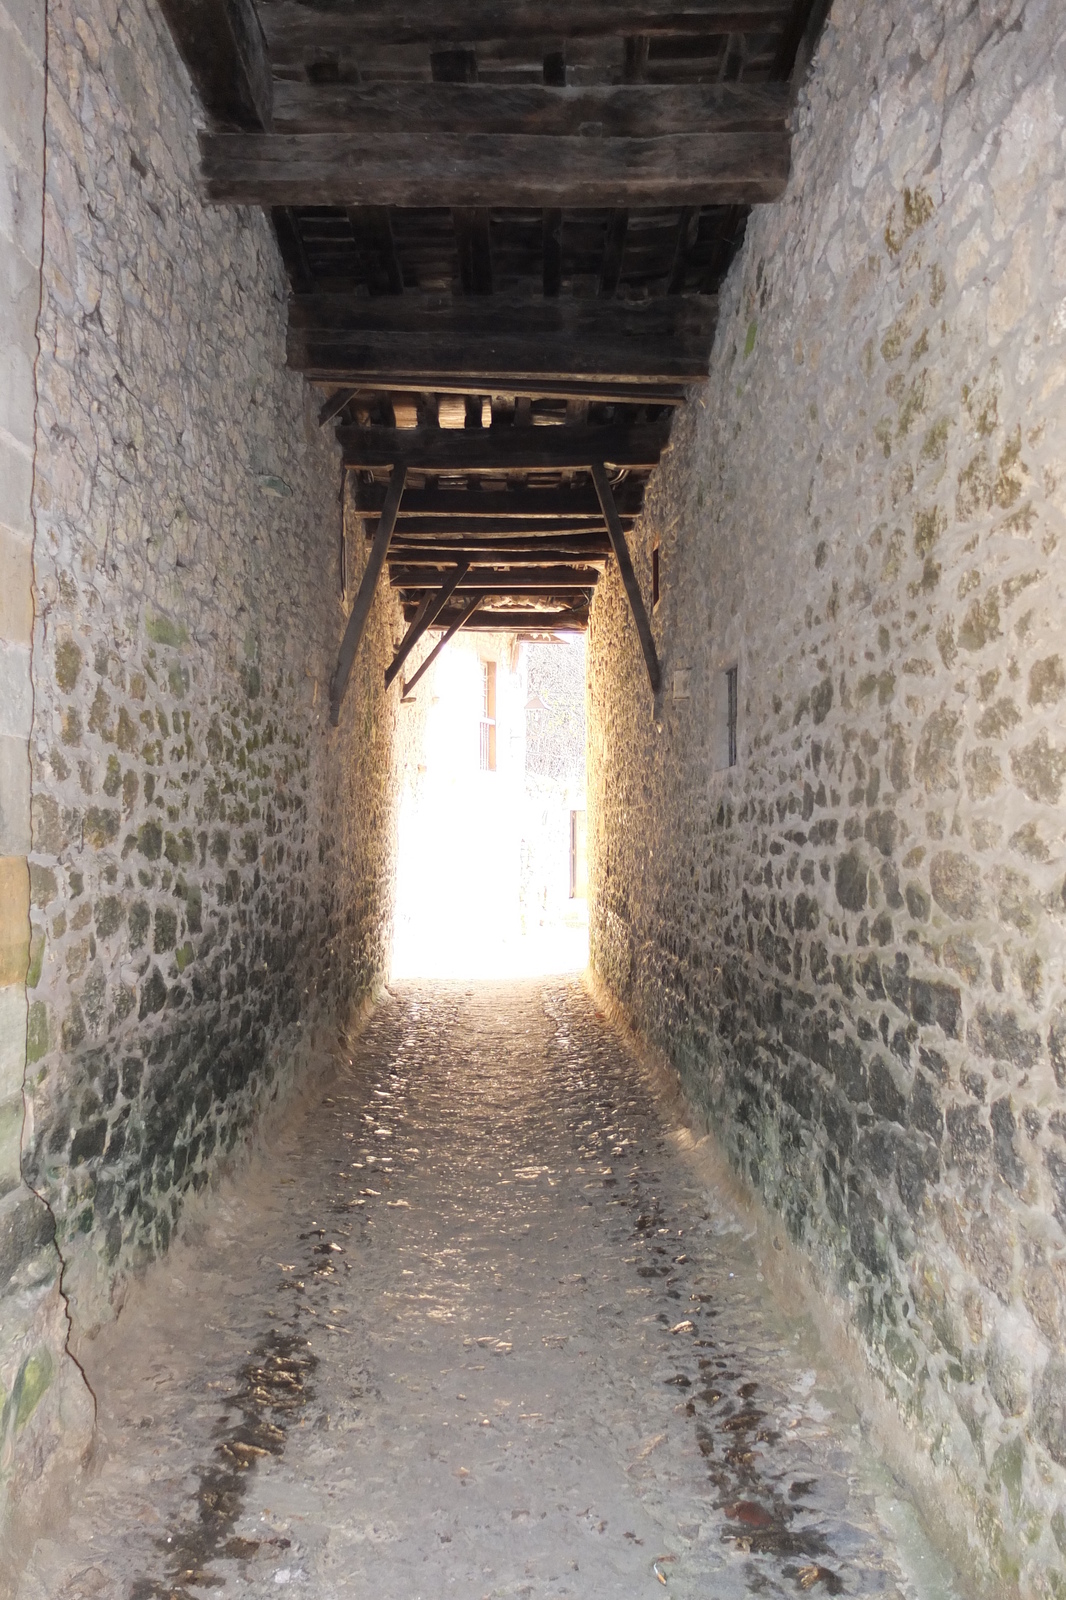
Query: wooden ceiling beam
200 131 790 208
262 1 791 53
288 290 717 388
410 607 589 631
352 484 646 518
316 373 690 406
156 0 272 129
387 542 611 564
269 80 791 137
385 518 620 538
391 567 600 591
338 422 669 470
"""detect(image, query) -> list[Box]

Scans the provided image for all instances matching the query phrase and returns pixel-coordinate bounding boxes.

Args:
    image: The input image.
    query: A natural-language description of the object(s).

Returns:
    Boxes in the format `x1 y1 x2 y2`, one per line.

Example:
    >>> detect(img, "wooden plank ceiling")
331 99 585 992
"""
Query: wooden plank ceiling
161 0 827 644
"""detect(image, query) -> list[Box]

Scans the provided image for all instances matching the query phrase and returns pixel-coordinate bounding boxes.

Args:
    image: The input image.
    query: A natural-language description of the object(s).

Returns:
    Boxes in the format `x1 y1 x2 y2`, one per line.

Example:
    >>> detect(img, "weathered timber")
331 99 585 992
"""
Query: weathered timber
348 207 403 294
387 541 612 563
270 81 791 137
156 0 272 129
200 132 790 208
592 461 661 694
430 47 495 297
272 207 314 292
313 373 688 404
384 564 471 687
385 517 623 538
329 463 406 724
263 1 791 53
600 210 629 296
771 0 832 79
288 291 717 387
543 208 563 298
352 484 647 519
319 387 360 426
338 422 670 471
390 566 601 591
413 606 589 632
402 598 483 698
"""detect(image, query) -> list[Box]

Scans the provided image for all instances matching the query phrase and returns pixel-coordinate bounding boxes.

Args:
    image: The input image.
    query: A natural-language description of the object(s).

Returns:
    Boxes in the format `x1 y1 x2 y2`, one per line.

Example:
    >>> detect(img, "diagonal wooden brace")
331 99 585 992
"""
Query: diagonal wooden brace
384 561 471 689
330 462 407 724
591 461 661 694
402 597 483 699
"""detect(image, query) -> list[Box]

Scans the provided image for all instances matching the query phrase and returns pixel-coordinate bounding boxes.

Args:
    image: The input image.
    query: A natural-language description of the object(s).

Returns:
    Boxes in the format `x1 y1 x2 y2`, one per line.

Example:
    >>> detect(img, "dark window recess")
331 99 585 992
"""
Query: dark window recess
726 664 738 767
652 545 660 608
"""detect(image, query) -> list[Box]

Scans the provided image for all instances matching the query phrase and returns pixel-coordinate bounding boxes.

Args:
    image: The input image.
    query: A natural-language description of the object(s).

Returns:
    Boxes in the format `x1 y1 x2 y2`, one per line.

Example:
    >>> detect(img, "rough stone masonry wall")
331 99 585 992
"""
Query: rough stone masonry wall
588 1 1066 1592
1 0 407 1568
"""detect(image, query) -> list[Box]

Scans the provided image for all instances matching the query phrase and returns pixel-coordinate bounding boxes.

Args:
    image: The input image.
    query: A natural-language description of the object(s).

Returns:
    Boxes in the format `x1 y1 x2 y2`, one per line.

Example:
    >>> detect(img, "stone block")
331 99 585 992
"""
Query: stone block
0 854 29 986
0 732 30 855
0 434 33 541
0 981 26 1099
0 1184 55 1295
0 524 32 649
0 640 31 739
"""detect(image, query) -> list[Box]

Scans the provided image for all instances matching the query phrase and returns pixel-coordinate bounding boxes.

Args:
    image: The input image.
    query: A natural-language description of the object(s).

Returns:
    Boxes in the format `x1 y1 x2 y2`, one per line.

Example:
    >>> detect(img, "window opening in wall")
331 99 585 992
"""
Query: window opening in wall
569 809 588 899
726 664 738 767
393 634 588 978
651 544 660 609
480 660 497 771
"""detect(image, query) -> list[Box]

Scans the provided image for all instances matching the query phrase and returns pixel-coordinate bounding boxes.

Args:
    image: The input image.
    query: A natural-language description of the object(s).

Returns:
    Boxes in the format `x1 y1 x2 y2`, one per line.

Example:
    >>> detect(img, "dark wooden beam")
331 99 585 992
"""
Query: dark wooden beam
387 517 622 538
388 541 611 564
384 564 471 687
599 210 629 297
319 387 360 426
200 132 791 208
431 48 495 298
348 206 403 295
592 462 661 694
288 291 718 389
668 206 701 293
156 0 272 129
542 208 563 299
313 373 689 406
338 421 670 471
272 206 314 292
330 463 406 724
402 598 484 698
270 80 790 138
354 484 647 519
391 567 600 591
770 0 832 80
263 2 792 53
414 606 589 632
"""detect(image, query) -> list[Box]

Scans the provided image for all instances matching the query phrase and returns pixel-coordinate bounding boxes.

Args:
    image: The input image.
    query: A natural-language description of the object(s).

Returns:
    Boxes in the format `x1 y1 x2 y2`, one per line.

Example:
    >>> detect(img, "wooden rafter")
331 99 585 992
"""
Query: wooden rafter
201 130 790 208
592 462 660 694
384 564 472 688
338 422 670 471
330 463 406 724
156 0 272 128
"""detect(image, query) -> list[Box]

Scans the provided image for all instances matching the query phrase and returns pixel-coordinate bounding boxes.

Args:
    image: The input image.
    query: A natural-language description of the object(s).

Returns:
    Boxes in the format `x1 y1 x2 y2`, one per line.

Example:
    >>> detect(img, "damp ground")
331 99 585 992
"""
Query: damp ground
18 979 958 1600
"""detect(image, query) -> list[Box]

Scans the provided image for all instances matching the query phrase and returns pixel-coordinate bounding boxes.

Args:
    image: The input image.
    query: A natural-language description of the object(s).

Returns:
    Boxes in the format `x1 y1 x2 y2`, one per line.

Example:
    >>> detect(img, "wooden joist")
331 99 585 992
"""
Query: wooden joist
592 462 661 693
156 0 272 129
413 606 590 631
385 517 623 538
200 131 791 209
387 542 611 564
270 81 791 137
390 566 600 591
352 484 648 519
319 375 688 406
262 0 792 53
289 291 717 388
338 421 671 471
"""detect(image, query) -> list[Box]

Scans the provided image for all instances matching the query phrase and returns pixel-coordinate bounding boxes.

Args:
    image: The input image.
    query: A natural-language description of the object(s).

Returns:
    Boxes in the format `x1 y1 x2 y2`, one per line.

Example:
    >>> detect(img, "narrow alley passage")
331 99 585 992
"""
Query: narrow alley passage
21 985 950 1600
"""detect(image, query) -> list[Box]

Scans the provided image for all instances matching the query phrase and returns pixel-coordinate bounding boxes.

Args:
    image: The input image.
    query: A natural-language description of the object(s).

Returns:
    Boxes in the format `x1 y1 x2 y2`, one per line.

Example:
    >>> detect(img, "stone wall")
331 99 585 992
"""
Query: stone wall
2 0 407 1566
588 1 1066 1591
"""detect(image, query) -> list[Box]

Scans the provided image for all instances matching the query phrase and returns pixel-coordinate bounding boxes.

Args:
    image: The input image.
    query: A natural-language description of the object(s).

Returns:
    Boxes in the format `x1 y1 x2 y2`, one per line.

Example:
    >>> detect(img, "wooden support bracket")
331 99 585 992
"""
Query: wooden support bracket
329 462 406 724
591 461 660 695
384 563 471 688
402 597 484 699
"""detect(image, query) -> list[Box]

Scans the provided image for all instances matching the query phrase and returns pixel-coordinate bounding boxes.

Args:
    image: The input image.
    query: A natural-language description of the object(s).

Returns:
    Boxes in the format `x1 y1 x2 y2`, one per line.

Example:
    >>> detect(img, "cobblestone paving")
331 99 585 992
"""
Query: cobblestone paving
20 981 956 1600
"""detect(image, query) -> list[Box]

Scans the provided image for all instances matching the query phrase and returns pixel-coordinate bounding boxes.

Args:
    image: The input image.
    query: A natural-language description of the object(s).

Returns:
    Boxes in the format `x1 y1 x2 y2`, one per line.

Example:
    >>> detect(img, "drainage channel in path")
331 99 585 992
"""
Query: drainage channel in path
18 980 958 1600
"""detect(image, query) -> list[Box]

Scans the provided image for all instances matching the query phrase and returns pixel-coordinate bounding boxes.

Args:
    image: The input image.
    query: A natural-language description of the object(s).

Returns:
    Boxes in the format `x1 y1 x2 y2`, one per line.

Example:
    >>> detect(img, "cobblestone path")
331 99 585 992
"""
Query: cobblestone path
21 981 954 1600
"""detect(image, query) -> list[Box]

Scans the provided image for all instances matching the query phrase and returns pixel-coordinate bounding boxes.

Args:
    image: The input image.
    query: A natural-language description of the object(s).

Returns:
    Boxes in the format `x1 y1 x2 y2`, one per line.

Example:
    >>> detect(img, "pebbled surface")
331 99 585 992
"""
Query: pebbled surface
20 980 945 1600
